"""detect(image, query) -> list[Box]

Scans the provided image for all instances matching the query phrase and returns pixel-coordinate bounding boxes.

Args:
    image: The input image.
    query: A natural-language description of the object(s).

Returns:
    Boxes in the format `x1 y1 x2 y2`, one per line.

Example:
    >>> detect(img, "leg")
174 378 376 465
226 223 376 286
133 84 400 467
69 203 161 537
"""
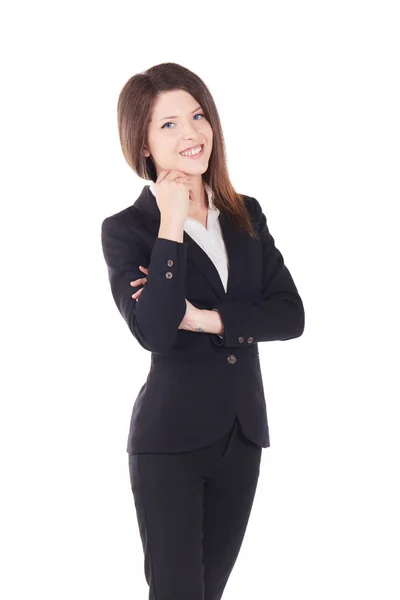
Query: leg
128 451 205 600
202 418 262 600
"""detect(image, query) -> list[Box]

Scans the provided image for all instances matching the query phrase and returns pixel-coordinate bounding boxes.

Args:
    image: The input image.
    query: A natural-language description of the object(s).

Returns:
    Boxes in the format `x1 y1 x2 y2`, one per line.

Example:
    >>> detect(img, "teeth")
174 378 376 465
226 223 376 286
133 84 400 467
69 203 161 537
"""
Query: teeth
180 145 202 156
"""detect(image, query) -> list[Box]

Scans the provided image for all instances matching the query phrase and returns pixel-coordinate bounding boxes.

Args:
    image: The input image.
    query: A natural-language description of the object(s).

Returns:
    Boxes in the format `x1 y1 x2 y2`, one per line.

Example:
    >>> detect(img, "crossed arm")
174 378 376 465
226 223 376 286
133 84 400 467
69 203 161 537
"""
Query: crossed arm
130 265 224 335
101 198 304 352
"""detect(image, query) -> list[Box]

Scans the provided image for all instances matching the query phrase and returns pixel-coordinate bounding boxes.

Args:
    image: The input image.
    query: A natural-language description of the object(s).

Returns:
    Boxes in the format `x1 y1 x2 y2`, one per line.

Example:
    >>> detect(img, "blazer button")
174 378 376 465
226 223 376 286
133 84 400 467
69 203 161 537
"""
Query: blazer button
165 272 173 279
247 337 253 344
167 259 174 266
238 336 244 343
227 354 237 364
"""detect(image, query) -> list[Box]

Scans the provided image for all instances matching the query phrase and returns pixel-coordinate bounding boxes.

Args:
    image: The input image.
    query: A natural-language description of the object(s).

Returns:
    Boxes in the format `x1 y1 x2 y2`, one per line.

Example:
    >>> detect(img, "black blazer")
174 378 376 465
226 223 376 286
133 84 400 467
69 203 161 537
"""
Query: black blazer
101 184 305 453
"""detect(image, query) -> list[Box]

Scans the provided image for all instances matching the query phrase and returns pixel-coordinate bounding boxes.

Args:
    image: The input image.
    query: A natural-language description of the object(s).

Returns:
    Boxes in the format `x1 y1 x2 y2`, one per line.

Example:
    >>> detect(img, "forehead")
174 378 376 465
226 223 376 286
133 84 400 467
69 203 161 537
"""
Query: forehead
151 89 200 119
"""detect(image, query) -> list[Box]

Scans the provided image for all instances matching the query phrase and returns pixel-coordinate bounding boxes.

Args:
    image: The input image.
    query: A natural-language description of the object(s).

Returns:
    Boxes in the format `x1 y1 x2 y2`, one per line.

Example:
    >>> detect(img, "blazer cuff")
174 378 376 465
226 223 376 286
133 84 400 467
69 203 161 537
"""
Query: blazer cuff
210 298 304 348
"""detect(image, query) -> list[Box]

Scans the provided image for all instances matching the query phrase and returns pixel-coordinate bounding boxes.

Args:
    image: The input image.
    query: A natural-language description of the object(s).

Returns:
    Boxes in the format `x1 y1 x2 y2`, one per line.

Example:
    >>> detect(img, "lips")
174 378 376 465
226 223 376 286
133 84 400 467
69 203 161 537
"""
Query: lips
179 144 204 155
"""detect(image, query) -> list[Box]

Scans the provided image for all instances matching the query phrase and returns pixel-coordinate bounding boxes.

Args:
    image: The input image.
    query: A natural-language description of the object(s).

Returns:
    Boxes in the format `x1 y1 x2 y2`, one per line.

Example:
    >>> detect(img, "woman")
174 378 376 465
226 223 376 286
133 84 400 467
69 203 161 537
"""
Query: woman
101 62 305 600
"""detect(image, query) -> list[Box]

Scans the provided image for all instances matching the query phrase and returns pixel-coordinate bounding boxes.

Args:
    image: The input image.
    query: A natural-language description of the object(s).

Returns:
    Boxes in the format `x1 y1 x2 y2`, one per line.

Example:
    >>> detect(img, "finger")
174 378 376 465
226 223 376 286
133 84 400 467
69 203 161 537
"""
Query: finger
155 170 170 185
132 287 144 299
130 278 147 287
174 177 191 186
164 170 190 183
156 170 187 184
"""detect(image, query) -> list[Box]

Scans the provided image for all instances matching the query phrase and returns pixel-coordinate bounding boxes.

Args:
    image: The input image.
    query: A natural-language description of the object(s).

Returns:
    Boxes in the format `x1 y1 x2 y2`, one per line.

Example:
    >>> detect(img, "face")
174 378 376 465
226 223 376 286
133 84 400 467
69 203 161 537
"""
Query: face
143 89 213 180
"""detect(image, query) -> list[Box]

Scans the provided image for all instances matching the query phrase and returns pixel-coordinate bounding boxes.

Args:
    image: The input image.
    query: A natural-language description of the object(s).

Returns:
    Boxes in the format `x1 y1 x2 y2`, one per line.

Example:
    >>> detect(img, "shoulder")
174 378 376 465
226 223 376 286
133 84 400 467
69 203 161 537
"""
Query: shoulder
101 205 143 241
240 194 266 231
242 194 263 213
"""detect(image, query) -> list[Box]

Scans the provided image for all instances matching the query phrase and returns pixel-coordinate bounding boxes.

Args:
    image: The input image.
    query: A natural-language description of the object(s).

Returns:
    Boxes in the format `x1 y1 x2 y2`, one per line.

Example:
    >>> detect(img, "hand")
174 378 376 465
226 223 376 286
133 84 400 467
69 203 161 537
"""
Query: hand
178 299 201 331
154 170 193 224
130 266 148 302
130 266 200 331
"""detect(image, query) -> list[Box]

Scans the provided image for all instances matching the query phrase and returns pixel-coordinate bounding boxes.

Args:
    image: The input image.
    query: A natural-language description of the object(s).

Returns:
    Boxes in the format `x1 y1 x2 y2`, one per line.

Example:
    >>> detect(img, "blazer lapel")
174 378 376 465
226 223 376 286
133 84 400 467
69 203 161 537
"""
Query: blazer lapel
132 185 247 301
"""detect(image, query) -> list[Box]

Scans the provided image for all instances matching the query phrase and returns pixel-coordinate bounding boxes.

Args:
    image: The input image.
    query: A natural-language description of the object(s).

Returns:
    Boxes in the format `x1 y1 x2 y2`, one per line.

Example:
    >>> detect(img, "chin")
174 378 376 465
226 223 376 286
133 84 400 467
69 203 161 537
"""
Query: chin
176 160 209 174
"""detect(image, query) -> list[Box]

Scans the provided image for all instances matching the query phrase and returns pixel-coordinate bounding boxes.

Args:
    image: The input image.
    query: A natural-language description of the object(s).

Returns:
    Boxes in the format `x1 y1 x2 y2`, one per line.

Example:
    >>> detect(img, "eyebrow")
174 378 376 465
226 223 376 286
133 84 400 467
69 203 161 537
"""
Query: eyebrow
158 105 202 122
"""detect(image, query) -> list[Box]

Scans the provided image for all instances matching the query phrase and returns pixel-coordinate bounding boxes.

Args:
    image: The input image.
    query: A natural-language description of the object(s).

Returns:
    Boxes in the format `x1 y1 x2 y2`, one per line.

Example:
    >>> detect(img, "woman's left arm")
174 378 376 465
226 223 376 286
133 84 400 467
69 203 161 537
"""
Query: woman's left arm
206 197 305 347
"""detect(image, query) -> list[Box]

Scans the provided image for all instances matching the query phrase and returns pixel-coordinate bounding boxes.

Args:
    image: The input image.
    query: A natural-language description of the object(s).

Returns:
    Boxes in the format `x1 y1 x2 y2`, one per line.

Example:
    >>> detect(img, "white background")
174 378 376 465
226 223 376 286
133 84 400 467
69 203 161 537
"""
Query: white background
1 1 399 598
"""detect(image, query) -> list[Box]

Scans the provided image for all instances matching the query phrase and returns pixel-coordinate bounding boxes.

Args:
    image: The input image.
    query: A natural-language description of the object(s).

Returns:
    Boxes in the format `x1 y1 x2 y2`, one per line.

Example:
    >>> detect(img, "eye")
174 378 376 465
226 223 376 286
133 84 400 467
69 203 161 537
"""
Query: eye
161 113 205 129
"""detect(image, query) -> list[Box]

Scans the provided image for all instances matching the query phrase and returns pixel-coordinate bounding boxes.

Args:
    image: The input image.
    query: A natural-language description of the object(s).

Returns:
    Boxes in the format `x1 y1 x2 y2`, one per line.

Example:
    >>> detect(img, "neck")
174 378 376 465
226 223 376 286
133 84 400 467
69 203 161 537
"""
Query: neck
188 177 208 215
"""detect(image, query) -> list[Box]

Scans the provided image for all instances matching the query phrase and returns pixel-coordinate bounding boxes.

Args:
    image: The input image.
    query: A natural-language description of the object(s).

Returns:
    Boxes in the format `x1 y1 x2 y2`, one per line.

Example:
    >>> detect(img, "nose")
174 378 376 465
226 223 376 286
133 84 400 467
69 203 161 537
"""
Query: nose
182 118 200 137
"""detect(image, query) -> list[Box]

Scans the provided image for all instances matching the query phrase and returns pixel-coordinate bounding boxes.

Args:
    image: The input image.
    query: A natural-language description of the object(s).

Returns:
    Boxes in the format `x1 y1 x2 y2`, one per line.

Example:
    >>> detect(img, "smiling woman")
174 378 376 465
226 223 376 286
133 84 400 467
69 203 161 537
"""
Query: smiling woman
116 62 257 237
101 61 305 600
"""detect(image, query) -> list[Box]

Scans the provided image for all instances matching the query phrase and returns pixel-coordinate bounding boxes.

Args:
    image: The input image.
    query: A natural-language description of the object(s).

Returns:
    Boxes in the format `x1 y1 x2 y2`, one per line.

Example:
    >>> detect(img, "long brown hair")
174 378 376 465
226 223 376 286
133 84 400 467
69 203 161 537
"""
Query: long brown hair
117 62 257 238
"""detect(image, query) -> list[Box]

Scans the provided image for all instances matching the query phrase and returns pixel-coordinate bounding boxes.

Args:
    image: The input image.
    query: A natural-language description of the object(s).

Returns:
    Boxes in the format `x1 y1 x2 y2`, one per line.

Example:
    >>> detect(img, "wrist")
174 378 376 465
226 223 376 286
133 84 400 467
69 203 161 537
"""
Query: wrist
196 309 224 335
211 308 224 335
158 219 184 242
186 308 224 335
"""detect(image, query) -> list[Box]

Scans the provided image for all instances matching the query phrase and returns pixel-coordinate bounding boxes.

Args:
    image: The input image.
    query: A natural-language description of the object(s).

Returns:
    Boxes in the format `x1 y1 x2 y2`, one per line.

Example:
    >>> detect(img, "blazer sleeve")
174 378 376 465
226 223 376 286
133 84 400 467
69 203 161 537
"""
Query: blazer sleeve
210 197 305 348
101 215 188 353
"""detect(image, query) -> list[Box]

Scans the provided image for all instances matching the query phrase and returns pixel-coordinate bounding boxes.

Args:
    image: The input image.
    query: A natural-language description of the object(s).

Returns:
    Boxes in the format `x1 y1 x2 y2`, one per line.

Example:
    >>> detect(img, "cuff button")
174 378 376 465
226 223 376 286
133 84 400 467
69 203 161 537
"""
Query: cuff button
167 259 174 266
238 336 244 343
165 272 173 279
247 337 253 343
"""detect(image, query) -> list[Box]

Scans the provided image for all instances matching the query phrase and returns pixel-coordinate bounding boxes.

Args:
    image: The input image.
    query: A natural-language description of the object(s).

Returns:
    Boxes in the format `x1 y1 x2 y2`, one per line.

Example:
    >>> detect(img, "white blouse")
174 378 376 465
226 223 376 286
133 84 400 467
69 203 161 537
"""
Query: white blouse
148 181 229 292
148 180 228 339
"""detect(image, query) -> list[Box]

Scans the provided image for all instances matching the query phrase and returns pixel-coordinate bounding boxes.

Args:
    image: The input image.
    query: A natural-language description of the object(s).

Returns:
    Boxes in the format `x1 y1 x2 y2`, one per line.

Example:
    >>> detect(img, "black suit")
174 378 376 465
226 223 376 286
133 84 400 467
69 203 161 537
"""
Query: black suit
101 184 305 454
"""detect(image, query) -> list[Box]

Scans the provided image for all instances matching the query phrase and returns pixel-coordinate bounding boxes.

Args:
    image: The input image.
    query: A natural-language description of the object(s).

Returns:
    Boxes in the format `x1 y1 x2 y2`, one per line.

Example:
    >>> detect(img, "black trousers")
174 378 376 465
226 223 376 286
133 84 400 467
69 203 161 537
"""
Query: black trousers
128 416 263 600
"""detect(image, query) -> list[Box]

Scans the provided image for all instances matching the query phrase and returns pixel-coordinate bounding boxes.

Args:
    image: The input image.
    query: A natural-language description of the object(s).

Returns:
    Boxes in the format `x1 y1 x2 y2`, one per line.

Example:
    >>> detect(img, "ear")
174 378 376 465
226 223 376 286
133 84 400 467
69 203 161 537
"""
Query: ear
143 147 150 157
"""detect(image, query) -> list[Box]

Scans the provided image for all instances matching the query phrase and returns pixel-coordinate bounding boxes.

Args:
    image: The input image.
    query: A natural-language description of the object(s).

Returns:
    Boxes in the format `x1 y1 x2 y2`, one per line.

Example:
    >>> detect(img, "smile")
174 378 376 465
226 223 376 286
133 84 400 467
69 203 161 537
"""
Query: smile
179 144 204 159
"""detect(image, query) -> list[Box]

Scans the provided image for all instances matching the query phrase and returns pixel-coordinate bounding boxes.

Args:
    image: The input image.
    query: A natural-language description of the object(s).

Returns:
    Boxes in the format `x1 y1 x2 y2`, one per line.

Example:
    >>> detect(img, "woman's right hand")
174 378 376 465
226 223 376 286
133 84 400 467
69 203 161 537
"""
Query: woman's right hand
153 170 192 225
